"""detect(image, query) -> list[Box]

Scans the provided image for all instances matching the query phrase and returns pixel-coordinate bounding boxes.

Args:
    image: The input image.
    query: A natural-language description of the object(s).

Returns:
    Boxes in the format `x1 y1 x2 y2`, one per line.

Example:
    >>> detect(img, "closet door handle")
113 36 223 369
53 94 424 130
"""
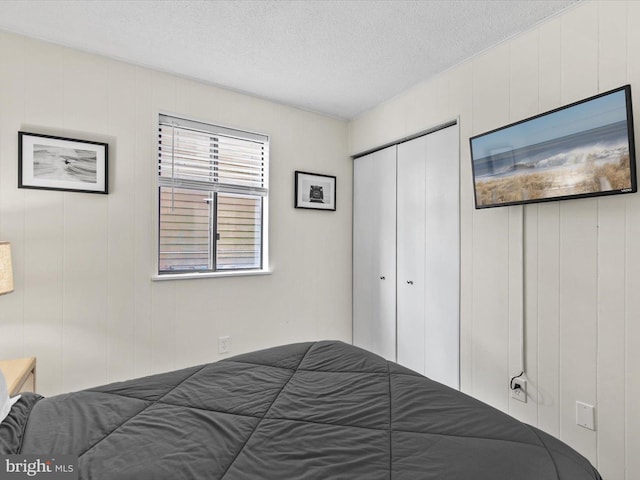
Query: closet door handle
379 276 386 280
406 280 414 285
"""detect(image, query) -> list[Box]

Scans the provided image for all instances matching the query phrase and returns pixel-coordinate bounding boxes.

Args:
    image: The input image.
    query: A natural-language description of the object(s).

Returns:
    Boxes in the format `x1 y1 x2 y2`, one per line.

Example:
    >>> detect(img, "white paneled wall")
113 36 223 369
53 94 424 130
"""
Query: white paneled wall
0 32 352 396
349 2 638 479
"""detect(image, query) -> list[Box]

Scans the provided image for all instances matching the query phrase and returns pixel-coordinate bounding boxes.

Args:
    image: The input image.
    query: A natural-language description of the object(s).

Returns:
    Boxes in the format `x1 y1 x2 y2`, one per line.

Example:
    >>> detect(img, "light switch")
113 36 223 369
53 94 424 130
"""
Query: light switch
576 401 595 431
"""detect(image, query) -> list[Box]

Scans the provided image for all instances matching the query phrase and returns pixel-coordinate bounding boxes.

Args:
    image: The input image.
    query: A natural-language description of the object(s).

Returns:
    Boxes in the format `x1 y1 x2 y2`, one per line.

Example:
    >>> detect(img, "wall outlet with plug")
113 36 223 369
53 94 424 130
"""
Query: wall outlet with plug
511 378 527 403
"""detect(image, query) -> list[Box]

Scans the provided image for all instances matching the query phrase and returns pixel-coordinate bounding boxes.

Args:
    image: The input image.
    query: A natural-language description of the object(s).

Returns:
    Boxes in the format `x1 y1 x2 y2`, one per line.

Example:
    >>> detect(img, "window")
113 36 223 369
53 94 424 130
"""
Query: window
157 114 269 276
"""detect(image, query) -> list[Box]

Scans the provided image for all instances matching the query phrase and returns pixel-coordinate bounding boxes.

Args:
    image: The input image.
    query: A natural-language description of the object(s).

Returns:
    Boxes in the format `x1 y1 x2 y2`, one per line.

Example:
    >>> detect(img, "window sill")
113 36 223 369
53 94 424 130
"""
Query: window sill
151 269 272 281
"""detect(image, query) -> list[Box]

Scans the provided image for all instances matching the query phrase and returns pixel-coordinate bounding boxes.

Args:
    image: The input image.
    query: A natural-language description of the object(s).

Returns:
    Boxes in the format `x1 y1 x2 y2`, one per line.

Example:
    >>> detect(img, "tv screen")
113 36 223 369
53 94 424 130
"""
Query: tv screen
469 85 637 209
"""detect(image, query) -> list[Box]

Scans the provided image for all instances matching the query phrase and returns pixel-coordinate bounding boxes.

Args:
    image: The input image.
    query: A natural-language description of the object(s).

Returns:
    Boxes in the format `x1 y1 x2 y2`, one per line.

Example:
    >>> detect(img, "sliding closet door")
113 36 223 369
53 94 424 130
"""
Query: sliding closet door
396 137 427 374
353 146 396 361
424 124 459 389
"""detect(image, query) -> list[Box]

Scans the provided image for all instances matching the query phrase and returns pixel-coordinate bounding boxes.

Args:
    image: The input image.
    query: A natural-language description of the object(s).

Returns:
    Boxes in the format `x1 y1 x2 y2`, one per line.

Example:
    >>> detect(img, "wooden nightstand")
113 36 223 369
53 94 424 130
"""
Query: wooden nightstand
0 357 36 396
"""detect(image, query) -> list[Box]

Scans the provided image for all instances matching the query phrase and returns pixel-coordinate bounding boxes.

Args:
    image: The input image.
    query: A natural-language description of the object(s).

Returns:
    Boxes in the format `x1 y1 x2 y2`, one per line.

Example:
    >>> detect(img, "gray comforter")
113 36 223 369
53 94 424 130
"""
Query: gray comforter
2 341 601 479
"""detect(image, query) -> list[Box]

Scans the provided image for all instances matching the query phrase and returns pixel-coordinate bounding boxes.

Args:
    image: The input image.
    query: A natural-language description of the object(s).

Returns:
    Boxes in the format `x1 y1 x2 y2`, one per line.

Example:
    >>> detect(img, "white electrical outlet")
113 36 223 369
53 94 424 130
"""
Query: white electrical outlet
511 378 527 403
218 336 231 354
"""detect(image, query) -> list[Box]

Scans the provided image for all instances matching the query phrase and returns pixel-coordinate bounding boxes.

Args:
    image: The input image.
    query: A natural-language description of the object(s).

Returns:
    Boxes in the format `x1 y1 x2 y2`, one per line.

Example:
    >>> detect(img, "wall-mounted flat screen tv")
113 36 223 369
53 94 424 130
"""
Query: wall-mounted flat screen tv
470 85 637 209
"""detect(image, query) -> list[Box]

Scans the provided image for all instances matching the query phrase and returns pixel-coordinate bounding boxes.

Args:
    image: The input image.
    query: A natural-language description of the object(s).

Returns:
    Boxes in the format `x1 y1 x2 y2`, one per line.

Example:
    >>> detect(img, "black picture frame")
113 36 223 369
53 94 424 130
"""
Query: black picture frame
294 171 336 211
18 131 109 194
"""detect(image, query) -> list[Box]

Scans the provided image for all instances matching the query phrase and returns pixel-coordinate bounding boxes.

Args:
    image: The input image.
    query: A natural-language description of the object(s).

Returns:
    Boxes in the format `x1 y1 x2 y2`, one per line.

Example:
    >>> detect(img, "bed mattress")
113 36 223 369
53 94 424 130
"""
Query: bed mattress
2 341 601 479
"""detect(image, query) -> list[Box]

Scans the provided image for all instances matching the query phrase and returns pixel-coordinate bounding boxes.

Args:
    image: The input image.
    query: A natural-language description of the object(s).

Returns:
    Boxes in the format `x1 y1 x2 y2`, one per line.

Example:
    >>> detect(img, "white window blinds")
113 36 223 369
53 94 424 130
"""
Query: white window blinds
157 114 269 274
158 114 268 195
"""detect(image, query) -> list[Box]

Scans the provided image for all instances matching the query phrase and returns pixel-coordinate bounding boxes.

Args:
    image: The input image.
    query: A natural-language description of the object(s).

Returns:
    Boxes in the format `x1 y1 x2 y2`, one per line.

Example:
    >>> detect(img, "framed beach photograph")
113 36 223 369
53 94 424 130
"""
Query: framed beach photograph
18 132 108 194
294 171 336 211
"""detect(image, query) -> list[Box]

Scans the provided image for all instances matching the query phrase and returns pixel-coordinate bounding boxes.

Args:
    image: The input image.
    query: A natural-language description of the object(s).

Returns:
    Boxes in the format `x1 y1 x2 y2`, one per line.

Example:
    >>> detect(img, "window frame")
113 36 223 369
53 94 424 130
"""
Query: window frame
152 112 270 280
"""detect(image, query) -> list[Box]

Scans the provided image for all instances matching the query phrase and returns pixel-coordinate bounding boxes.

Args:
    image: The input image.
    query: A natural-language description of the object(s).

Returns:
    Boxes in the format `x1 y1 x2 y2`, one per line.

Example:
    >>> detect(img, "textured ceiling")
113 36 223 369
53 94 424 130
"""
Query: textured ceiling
0 0 578 119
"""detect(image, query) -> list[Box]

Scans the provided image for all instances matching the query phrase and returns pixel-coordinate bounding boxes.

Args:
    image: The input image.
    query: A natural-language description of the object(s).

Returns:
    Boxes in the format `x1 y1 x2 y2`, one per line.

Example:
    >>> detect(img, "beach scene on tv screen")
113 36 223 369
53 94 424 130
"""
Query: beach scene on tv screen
471 89 633 207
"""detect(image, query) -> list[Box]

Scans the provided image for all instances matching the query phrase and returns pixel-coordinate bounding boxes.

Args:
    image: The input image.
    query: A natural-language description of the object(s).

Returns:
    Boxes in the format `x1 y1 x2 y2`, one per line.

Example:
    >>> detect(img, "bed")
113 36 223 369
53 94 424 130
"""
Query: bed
1 340 601 479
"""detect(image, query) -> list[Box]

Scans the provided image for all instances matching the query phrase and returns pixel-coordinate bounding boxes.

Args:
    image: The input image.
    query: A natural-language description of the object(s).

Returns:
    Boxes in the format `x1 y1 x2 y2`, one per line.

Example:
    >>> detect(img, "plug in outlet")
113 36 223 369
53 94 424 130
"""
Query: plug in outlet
218 336 231 354
511 378 527 403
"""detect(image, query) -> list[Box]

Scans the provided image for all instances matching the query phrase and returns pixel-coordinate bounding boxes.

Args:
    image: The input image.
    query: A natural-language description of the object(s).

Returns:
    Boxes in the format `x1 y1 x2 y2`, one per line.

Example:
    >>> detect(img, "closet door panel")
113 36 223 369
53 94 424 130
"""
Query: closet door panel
353 146 396 361
424 124 460 389
371 147 397 361
353 155 375 354
396 137 427 374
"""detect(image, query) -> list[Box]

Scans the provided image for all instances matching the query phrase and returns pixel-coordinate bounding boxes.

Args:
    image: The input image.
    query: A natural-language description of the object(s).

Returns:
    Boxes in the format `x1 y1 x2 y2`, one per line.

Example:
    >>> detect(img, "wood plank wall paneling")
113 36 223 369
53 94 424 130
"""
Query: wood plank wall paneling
348 2 639 478
536 15 563 441
597 3 628 478
625 4 640 478
470 43 510 410
448 62 474 391
597 196 626 479
508 29 539 427
132 67 155 379
21 39 66 396
0 33 25 362
558 199 598 461
106 60 138 384
0 31 352 400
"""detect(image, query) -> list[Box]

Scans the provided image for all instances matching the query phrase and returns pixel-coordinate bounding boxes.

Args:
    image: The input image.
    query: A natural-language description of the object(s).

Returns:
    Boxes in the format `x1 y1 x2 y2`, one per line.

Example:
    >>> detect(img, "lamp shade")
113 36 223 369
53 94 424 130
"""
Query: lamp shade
0 242 14 295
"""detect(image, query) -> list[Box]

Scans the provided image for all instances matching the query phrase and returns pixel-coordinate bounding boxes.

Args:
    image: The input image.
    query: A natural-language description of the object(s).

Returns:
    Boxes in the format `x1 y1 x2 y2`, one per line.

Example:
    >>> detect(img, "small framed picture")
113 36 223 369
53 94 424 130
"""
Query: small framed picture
295 171 336 211
18 131 108 194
